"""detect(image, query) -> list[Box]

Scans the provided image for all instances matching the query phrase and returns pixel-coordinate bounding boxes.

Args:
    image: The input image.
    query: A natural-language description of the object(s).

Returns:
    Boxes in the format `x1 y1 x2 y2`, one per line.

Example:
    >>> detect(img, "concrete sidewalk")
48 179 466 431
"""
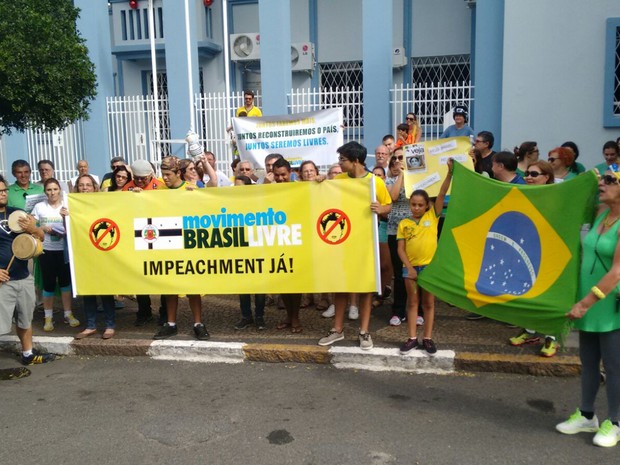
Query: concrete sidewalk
0 295 581 376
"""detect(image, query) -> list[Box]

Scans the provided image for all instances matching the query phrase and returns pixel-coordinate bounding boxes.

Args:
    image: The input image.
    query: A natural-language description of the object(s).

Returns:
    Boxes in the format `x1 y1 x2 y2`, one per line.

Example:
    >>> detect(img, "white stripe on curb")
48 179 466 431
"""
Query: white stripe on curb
0 335 75 355
0 336 455 373
329 346 455 374
148 340 246 363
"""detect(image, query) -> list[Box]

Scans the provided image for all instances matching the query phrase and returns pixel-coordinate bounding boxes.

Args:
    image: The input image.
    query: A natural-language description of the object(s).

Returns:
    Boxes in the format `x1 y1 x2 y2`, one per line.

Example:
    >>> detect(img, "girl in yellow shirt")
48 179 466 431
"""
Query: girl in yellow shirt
397 160 453 355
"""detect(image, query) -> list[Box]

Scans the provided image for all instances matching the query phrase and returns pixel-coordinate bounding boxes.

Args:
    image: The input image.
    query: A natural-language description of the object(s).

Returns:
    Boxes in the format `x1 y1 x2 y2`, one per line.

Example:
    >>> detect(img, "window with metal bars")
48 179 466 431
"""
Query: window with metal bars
613 25 620 117
147 72 171 156
604 19 620 127
411 54 471 84
319 62 363 128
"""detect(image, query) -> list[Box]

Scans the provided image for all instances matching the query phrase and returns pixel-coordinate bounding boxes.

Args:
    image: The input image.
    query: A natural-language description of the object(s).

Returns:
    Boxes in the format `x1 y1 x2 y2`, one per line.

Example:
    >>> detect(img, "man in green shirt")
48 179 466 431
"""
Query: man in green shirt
7 160 44 212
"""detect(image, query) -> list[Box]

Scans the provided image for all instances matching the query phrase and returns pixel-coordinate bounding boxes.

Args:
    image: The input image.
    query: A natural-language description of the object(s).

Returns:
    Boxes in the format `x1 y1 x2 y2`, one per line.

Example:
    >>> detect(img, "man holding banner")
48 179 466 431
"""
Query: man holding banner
318 142 392 350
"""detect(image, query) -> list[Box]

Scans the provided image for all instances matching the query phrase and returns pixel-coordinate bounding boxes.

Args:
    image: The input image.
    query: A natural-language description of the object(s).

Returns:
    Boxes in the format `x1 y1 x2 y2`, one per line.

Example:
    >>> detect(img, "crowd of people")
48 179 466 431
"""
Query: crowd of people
2 100 620 447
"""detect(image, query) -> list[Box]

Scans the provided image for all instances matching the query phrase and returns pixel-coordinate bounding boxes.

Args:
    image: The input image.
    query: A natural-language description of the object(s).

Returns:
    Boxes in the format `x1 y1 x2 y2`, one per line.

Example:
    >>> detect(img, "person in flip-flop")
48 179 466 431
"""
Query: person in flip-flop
0 174 55 379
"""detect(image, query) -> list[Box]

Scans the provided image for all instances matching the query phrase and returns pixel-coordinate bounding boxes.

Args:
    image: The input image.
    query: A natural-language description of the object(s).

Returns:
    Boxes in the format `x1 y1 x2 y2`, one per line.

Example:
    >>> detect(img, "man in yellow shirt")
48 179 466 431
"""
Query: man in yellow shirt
235 90 262 117
318 141 392 350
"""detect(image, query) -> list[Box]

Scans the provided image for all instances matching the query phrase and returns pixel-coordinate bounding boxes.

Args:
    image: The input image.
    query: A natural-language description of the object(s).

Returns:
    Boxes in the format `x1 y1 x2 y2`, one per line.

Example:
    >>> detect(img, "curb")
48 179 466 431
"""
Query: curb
0 335 580 376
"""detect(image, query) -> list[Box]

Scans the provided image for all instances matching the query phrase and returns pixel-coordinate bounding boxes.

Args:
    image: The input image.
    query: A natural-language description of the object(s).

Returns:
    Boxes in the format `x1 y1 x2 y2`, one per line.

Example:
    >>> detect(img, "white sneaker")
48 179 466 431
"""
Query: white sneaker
318 329 344 346
359 332 373 350
348 305 359 320
321 304 335 318
556 408 599 434
416 316 424 326
593 419 620 447
389 315 401 326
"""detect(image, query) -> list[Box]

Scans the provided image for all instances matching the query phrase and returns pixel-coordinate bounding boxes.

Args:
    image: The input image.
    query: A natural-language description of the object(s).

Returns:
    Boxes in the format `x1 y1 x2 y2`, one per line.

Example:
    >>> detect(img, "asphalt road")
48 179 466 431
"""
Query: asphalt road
1 355 616 465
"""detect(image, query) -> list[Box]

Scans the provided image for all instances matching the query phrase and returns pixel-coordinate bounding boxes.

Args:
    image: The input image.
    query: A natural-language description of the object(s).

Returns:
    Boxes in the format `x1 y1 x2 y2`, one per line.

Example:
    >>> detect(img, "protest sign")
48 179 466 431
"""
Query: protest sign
232 108 343 168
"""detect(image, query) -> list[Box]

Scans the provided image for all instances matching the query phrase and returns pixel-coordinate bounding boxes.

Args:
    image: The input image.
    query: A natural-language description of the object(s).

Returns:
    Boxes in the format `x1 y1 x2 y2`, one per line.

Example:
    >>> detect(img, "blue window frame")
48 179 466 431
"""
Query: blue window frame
604 18 620 127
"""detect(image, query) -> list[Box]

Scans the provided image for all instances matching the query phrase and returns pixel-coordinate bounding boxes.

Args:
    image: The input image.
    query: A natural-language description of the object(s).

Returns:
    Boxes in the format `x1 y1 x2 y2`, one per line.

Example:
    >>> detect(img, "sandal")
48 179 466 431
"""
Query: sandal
316 297 330 311
291 326 303 334
102 329 115 339
276 322 292 330
75 329 97 340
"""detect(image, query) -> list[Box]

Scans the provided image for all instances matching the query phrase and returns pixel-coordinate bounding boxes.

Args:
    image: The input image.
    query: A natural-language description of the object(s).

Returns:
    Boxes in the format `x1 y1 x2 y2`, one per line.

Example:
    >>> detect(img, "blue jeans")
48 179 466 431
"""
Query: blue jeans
83 295 116 329
239 294 265 319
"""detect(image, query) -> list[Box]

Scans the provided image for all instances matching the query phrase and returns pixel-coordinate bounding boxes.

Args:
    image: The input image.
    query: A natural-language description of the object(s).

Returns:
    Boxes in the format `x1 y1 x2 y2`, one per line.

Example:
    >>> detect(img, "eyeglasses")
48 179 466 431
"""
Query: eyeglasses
406 117 415 121
547 157 558 162
134 175 150 182
474 139 487 144
239 167 252 172
602 174 619 185
524 170 543 178
394 155 404 161
0 189 8 194
338 156 351 163
115 174 128 180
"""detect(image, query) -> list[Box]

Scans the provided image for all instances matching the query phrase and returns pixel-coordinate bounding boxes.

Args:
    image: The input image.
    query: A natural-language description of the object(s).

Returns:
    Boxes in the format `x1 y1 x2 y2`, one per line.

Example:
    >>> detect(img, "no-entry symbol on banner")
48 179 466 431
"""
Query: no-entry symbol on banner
316 209 351 245
89 218 120 251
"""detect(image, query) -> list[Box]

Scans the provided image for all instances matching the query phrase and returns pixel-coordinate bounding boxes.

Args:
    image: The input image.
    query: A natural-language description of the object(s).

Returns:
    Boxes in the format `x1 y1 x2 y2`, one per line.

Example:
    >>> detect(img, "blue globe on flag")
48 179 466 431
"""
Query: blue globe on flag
475 212 541 297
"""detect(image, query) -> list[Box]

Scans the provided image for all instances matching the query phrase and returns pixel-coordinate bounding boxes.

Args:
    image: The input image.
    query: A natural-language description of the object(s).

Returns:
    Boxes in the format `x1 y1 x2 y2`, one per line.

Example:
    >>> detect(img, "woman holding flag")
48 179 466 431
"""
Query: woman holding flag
556 165 620 447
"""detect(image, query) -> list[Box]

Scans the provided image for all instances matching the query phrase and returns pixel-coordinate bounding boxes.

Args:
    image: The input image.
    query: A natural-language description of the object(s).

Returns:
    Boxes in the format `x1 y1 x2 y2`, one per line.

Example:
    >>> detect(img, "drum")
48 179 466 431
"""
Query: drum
11 234 44 260
8 210 28 233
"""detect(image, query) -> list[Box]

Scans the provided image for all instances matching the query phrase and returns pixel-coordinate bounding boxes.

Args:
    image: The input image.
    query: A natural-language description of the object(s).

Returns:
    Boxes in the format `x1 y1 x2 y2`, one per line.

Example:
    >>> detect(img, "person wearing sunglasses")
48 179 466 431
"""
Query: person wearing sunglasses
405 112 422 144
547 147 576 183
557 166 620 447
509 160 558 356
594 141 620 178
523 160 554 185
384 148 411 326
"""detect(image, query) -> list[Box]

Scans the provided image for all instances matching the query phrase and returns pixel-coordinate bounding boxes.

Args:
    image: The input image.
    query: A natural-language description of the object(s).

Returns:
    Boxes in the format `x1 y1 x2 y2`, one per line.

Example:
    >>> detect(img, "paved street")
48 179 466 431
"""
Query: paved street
1 355 617 465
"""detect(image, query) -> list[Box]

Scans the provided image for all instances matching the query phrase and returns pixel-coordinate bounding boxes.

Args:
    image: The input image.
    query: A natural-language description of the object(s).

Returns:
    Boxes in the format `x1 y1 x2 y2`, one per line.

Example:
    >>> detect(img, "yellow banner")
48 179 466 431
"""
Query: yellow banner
67 178 379 295
403 137 474 197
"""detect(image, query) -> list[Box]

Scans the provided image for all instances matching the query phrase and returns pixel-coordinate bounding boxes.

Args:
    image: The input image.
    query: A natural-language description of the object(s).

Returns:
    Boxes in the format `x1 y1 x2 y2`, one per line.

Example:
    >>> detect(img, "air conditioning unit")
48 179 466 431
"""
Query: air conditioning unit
230 33 261 61
291 42 315 72
393 46 407 68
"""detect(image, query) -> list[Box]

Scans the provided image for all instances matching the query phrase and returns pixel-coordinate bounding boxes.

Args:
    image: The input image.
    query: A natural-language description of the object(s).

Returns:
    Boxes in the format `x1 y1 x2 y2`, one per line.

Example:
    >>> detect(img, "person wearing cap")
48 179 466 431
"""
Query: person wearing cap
440 105 474 139
100 156 127 191
235 90 262 117
122 159 164 191
121 158 164 325
153 156 210 341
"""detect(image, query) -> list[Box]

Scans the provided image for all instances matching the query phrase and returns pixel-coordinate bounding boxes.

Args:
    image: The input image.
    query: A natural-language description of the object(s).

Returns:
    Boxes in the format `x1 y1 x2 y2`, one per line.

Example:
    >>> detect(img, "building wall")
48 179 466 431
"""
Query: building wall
502 0 620 169
317 0 363 62
411 0 471 57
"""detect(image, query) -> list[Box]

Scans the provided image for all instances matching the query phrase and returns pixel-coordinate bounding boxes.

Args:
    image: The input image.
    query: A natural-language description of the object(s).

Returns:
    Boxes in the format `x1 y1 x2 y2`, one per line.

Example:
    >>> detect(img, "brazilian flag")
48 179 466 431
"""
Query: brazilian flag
418 163 599 336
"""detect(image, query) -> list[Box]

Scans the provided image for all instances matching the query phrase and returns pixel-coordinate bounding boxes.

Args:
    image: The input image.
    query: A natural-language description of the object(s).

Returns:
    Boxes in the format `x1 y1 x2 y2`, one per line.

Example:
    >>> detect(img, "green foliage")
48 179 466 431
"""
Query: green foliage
0 0 97 134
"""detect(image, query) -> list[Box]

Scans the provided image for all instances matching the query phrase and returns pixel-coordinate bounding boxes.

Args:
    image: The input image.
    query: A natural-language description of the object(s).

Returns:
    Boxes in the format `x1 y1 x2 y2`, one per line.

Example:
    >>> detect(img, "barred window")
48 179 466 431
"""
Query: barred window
604 19 620 126
614 26 620 116
147 72 171 156
319 62 363 129
411 54 471 84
